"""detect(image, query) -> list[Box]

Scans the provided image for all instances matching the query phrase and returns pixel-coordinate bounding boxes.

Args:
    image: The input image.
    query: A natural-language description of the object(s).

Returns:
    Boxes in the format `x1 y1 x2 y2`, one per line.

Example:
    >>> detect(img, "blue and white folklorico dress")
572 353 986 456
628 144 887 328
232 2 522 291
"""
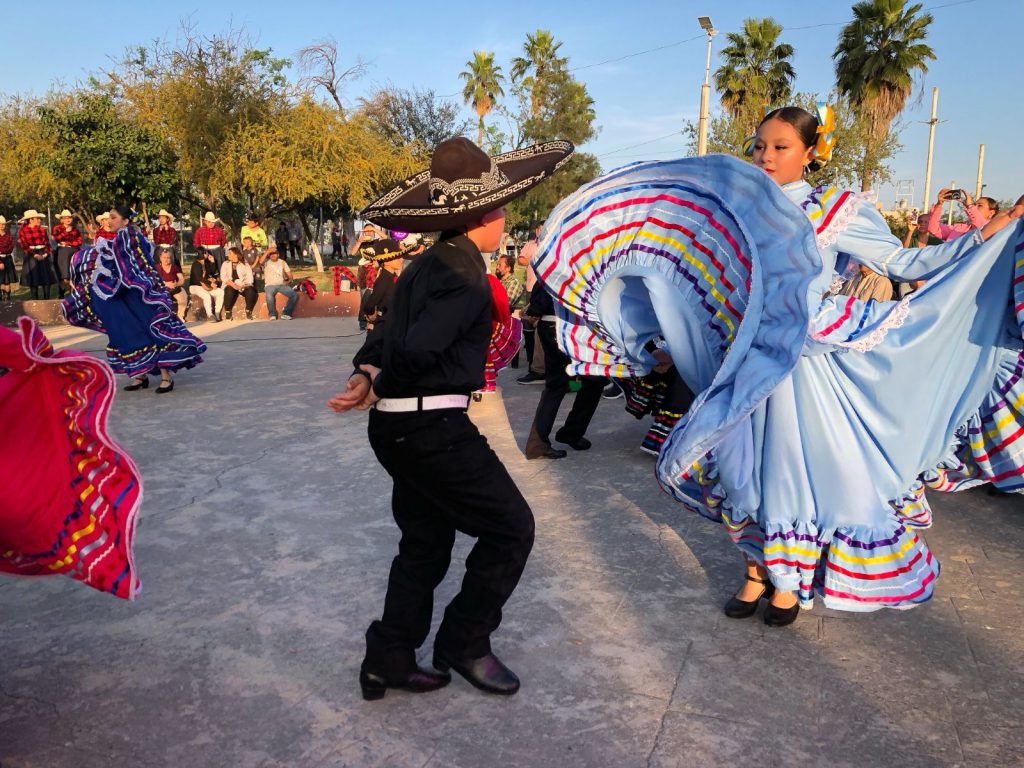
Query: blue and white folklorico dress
533 155 1024 612
62 225 206 376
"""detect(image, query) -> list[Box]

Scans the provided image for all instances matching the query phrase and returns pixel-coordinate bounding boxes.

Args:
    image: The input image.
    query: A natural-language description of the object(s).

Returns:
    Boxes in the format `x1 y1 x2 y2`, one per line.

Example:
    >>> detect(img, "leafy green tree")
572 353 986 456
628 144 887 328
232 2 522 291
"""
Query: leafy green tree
510 29 566 119
460 51 505 145
834 0 935 190
36 92 178 221
212 99 420 269
0 94 68 216
713 17 796 119
97 25 291 210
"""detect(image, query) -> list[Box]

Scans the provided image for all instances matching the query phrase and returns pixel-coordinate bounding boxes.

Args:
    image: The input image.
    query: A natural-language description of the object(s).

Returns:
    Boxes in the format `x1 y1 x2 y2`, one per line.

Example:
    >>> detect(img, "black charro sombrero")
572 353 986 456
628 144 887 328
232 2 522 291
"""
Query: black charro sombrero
360 137 574 233
360 238 413 264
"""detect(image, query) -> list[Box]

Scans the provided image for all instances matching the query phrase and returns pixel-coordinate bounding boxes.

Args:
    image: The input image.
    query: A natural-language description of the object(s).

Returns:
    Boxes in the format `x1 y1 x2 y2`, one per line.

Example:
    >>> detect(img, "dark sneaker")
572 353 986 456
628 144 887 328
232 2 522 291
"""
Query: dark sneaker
516 371 545 385
602 381 624 399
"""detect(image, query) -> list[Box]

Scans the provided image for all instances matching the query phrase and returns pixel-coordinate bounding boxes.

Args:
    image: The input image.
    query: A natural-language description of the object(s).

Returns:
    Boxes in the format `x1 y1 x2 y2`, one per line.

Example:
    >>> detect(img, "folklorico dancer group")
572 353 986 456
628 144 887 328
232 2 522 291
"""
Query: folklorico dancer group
2 102 1021 701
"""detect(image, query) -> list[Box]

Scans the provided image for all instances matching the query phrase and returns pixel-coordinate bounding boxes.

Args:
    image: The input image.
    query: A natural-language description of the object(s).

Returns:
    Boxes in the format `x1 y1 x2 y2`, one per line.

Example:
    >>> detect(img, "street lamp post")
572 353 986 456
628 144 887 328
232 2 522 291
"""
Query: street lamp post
696 16 717 157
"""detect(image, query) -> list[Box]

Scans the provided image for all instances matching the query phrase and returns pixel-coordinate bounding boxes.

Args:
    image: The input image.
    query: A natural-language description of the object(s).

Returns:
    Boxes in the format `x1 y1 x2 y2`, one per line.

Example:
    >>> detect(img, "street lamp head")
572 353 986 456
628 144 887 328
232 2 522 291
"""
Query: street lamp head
698 16 714 32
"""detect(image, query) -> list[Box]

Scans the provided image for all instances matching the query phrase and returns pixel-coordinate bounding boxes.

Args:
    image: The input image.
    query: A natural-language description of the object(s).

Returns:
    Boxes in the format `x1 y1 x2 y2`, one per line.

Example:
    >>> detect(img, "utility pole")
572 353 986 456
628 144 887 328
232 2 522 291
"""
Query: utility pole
922 87 939 209
696 16 717 156
975 144 985 199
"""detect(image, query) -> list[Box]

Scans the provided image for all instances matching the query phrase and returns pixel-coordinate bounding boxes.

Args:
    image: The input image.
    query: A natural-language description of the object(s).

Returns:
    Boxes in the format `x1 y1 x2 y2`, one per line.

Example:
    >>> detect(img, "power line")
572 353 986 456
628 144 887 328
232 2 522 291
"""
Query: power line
570 34 706 73
597 131 684 159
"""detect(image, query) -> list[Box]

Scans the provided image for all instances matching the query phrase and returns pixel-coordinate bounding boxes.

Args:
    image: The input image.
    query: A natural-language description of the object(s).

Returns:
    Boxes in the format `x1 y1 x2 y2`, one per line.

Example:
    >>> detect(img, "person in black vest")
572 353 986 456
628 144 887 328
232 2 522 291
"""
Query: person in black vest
329 137 573 700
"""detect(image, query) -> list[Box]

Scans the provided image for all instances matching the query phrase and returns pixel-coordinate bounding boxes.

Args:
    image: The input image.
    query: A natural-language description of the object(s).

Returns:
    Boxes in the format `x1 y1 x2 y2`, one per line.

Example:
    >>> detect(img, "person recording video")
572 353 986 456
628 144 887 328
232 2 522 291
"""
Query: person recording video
927 187 999 241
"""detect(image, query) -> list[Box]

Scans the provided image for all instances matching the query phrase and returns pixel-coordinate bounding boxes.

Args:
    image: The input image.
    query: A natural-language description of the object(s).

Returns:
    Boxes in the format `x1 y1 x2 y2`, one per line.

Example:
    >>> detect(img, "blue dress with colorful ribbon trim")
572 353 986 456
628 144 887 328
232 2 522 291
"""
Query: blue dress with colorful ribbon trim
533 155 1023 612
62 226 207 377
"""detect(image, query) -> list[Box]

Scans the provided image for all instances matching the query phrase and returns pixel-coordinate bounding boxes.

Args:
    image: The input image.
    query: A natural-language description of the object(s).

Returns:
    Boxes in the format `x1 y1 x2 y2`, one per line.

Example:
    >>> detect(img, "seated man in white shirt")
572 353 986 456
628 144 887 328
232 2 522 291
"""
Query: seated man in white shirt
263 244 298 320
220 246 258 320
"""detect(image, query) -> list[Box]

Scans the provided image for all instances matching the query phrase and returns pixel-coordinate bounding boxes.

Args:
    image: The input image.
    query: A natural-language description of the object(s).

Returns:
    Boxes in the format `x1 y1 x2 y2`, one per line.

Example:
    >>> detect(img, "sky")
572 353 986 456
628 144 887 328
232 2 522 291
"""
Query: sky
3 0 1021 208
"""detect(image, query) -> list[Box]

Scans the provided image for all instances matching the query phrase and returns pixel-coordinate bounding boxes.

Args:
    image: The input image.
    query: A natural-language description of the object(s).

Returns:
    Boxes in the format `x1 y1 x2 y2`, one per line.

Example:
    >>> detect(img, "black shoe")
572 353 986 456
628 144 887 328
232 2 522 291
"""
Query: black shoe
433 649 520 695
723 574 775 619
225 311 233 321
155 380 174 394
602 381 624 399
358 665 451 701
516 371 545 385
526 446 567 460
763 598 800 627
123 377 149 391
555 434 591 451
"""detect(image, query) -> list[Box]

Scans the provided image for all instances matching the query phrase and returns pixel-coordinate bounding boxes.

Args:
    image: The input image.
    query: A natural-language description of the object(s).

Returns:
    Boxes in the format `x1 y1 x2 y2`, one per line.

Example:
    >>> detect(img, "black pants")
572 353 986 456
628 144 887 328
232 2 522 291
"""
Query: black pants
223 285 258 315
522 323 536 368
364 408 535 680
525 320 605 456
288 239 300 261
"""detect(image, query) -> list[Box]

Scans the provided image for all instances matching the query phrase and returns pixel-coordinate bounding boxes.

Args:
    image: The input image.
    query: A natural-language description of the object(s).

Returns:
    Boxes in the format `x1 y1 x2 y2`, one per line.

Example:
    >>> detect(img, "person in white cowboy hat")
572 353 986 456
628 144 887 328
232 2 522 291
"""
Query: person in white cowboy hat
17 209 57 300
94 212 116 243
52 209 83 298
329 136 574 700
0 216 16 300
193 211 226 269
152 209 179 265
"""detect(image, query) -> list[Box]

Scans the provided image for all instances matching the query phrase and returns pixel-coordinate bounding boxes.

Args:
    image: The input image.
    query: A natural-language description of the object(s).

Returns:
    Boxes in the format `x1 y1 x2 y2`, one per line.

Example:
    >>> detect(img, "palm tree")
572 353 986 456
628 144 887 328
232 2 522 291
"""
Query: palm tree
713 18 795 119
834 0 935 190
511 29 566 118
460 51 505 146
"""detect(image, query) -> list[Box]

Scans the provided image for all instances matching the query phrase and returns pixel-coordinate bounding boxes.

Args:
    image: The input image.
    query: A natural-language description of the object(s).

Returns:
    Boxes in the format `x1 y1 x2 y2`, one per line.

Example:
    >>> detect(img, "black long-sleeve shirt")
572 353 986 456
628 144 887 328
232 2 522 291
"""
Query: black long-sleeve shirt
360 269 397 321
353 232 492 398
189 257 220 289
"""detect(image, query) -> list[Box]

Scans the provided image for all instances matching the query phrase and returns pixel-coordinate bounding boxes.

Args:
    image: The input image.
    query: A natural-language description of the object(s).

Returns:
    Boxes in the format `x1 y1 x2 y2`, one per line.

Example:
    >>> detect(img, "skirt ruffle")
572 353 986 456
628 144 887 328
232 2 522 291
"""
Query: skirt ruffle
680 451 941 610
0 317 142 599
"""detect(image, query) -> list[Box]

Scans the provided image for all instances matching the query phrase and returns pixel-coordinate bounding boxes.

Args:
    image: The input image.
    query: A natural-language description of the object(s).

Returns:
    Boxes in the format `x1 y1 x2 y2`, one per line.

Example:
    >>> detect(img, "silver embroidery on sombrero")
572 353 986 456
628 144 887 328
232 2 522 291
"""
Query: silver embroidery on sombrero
428 159 510 206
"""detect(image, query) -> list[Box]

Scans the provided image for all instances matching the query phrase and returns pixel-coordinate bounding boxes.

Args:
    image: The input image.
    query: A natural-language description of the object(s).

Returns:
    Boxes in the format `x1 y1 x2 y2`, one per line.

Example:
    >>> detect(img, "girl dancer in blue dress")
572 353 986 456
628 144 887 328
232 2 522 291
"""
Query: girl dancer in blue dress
63 205 206 393
533 105 1024 626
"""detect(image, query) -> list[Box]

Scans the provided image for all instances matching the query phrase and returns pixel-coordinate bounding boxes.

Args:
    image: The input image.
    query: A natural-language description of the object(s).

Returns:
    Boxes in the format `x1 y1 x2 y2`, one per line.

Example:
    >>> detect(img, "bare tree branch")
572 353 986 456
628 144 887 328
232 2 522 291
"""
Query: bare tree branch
297 38 366 111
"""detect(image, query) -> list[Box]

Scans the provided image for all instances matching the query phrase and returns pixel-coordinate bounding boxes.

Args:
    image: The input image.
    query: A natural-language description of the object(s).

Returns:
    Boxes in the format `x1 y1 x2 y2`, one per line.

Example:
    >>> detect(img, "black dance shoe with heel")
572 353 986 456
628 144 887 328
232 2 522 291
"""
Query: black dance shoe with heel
358 666 451 701
723 574 775 619
123 377 148 391
155 380 175 394
433 649 520 695
763 597 800 627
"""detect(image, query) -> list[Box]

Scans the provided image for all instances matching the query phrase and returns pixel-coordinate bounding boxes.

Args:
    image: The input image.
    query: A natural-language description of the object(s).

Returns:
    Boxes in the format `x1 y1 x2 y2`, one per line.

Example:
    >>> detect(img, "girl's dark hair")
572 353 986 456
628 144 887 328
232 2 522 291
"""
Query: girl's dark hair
227 246 242 258
980 196 999 213
760 107 824 172
112 204 133 221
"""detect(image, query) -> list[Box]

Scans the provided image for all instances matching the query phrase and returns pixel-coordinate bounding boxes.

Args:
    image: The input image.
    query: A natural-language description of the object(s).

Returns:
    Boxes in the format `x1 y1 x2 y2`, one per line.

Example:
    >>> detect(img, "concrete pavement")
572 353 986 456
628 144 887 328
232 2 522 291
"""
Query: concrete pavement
1 317 1022 767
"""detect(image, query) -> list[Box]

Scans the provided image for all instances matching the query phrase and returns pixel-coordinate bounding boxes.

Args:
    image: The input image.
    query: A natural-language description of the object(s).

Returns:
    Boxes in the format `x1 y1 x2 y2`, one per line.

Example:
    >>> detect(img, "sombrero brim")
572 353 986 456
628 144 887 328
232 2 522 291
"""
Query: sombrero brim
361 140 574 233
360 243 415 263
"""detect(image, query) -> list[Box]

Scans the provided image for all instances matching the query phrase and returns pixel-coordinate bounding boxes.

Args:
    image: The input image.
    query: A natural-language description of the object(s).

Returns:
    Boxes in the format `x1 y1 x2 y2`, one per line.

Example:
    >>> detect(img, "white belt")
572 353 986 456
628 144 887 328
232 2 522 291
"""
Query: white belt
375 395 470 413
541 314 558 322
158 243 174 249
202 244 220 250
29 245 46 251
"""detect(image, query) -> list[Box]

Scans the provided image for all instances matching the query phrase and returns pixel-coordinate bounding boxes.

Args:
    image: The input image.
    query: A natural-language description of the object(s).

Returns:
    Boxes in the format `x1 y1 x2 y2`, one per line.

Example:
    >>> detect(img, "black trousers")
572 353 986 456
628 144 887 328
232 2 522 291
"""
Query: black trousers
522 322 536 368
364 408 534 679
223 285 258 314
525 320 605 456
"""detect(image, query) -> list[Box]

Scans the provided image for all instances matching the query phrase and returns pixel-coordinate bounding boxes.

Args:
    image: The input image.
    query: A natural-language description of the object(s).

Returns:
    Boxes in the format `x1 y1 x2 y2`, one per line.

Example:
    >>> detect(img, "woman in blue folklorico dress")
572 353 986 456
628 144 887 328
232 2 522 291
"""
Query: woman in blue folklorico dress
63 205 206 394
533 104 1024 626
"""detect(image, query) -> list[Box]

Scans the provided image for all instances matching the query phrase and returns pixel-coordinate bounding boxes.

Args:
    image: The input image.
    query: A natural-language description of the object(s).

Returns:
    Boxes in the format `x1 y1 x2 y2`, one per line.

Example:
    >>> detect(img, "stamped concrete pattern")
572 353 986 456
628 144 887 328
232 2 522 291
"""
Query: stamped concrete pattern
1 317 1022 767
